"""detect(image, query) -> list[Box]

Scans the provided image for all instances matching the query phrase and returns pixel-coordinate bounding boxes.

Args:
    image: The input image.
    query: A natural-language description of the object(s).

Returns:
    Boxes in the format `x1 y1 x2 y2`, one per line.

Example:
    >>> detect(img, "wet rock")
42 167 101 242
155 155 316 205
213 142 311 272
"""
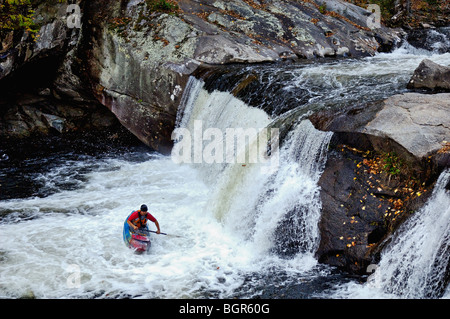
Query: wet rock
0 0 127 142
407 59 450 92
315 144 431 274
0 100 119 139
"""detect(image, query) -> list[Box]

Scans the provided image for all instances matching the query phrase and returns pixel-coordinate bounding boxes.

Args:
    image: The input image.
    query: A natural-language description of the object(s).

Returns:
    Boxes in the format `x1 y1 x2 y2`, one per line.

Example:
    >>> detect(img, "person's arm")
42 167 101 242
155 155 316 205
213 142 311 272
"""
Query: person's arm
154 220 161 234
127 212 138 231
146 212 161 234
127 220 137 231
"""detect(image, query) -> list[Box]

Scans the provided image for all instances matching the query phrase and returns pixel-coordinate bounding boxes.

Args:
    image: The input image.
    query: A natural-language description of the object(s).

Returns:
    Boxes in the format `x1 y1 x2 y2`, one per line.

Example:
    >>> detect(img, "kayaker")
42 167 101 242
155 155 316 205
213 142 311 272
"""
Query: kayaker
127 204 161 234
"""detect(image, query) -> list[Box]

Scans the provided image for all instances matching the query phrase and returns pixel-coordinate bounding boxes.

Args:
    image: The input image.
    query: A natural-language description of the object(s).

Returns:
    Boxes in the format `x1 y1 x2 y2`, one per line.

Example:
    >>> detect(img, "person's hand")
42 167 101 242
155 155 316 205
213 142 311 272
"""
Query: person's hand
156 230 161 234
132 225 138 231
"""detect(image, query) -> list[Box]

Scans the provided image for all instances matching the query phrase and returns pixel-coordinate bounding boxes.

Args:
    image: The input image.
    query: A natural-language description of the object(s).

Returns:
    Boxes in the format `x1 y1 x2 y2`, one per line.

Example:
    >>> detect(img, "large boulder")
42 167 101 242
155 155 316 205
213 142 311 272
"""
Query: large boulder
310 92 450 273
407 59 450 92
311 92 450 171
363 93 450 163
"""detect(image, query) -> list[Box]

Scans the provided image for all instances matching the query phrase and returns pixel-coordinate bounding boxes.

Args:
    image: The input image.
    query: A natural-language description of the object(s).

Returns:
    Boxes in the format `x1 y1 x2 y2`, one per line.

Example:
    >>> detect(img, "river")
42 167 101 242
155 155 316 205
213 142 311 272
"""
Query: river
1 34 450 299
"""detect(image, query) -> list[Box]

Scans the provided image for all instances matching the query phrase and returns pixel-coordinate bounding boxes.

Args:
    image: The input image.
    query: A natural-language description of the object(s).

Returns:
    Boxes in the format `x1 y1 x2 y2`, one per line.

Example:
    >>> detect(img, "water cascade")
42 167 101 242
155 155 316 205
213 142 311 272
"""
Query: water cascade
371 169 450 298
173 76 333 258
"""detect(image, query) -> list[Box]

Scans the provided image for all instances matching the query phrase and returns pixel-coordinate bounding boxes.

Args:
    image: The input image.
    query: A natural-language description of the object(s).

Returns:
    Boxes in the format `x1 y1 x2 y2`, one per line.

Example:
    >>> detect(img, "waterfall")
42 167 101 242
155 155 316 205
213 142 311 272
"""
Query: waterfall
252 119 332 257
173 76 333 258
371 169 450 298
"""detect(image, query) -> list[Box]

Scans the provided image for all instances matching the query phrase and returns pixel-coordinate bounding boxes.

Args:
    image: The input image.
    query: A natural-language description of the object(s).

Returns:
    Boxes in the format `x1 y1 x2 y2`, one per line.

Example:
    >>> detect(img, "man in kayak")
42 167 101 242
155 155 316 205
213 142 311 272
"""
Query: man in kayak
127 204 161 234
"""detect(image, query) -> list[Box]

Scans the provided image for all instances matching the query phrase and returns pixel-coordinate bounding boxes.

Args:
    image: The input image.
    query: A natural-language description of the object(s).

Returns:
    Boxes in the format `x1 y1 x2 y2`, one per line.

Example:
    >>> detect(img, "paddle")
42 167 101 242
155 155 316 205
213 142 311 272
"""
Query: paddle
148 230 184 238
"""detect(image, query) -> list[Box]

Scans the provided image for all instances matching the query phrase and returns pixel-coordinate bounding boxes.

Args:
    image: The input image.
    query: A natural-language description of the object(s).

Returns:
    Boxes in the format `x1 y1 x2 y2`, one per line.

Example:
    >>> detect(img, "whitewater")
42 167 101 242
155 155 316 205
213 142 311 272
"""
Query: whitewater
1 39 450 299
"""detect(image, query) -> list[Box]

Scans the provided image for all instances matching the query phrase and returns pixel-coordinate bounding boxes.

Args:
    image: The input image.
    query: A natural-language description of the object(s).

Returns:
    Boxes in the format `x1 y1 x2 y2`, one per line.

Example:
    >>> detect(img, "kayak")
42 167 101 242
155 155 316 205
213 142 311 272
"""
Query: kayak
123 212 151 253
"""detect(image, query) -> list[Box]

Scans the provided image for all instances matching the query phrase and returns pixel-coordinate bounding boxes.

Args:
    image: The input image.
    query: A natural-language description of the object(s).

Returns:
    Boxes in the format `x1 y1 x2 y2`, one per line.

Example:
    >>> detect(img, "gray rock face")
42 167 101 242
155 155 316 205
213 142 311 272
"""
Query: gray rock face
0 1 80 81
363 93 450 160
310 92 450 167
177 0 400 60
407 59 450 91
1 0 402 151
0 0 119 140
79 0 402 152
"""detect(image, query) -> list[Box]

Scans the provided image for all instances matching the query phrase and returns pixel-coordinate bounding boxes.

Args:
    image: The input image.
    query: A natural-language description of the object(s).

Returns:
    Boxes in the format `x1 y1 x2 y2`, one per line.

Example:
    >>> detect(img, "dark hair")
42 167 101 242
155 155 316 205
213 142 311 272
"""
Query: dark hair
140 204 148 212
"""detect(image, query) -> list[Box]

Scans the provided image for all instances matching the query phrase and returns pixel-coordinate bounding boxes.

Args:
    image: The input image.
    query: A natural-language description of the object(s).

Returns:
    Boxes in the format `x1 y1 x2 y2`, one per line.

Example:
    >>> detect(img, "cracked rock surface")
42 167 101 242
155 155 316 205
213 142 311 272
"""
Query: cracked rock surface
364 92 450 160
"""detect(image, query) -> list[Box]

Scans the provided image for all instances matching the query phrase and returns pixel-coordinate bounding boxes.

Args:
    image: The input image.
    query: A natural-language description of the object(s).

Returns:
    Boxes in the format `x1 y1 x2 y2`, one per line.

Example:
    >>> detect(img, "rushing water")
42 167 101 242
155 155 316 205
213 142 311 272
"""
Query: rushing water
199 40 450 117
1 38 450 299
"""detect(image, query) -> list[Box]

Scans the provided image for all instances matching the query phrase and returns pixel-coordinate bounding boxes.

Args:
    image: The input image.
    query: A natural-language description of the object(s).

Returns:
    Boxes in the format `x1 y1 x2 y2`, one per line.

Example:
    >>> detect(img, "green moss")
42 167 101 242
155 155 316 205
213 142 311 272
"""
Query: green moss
318 2 327 14
146 0 179 14
382 152 403 176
